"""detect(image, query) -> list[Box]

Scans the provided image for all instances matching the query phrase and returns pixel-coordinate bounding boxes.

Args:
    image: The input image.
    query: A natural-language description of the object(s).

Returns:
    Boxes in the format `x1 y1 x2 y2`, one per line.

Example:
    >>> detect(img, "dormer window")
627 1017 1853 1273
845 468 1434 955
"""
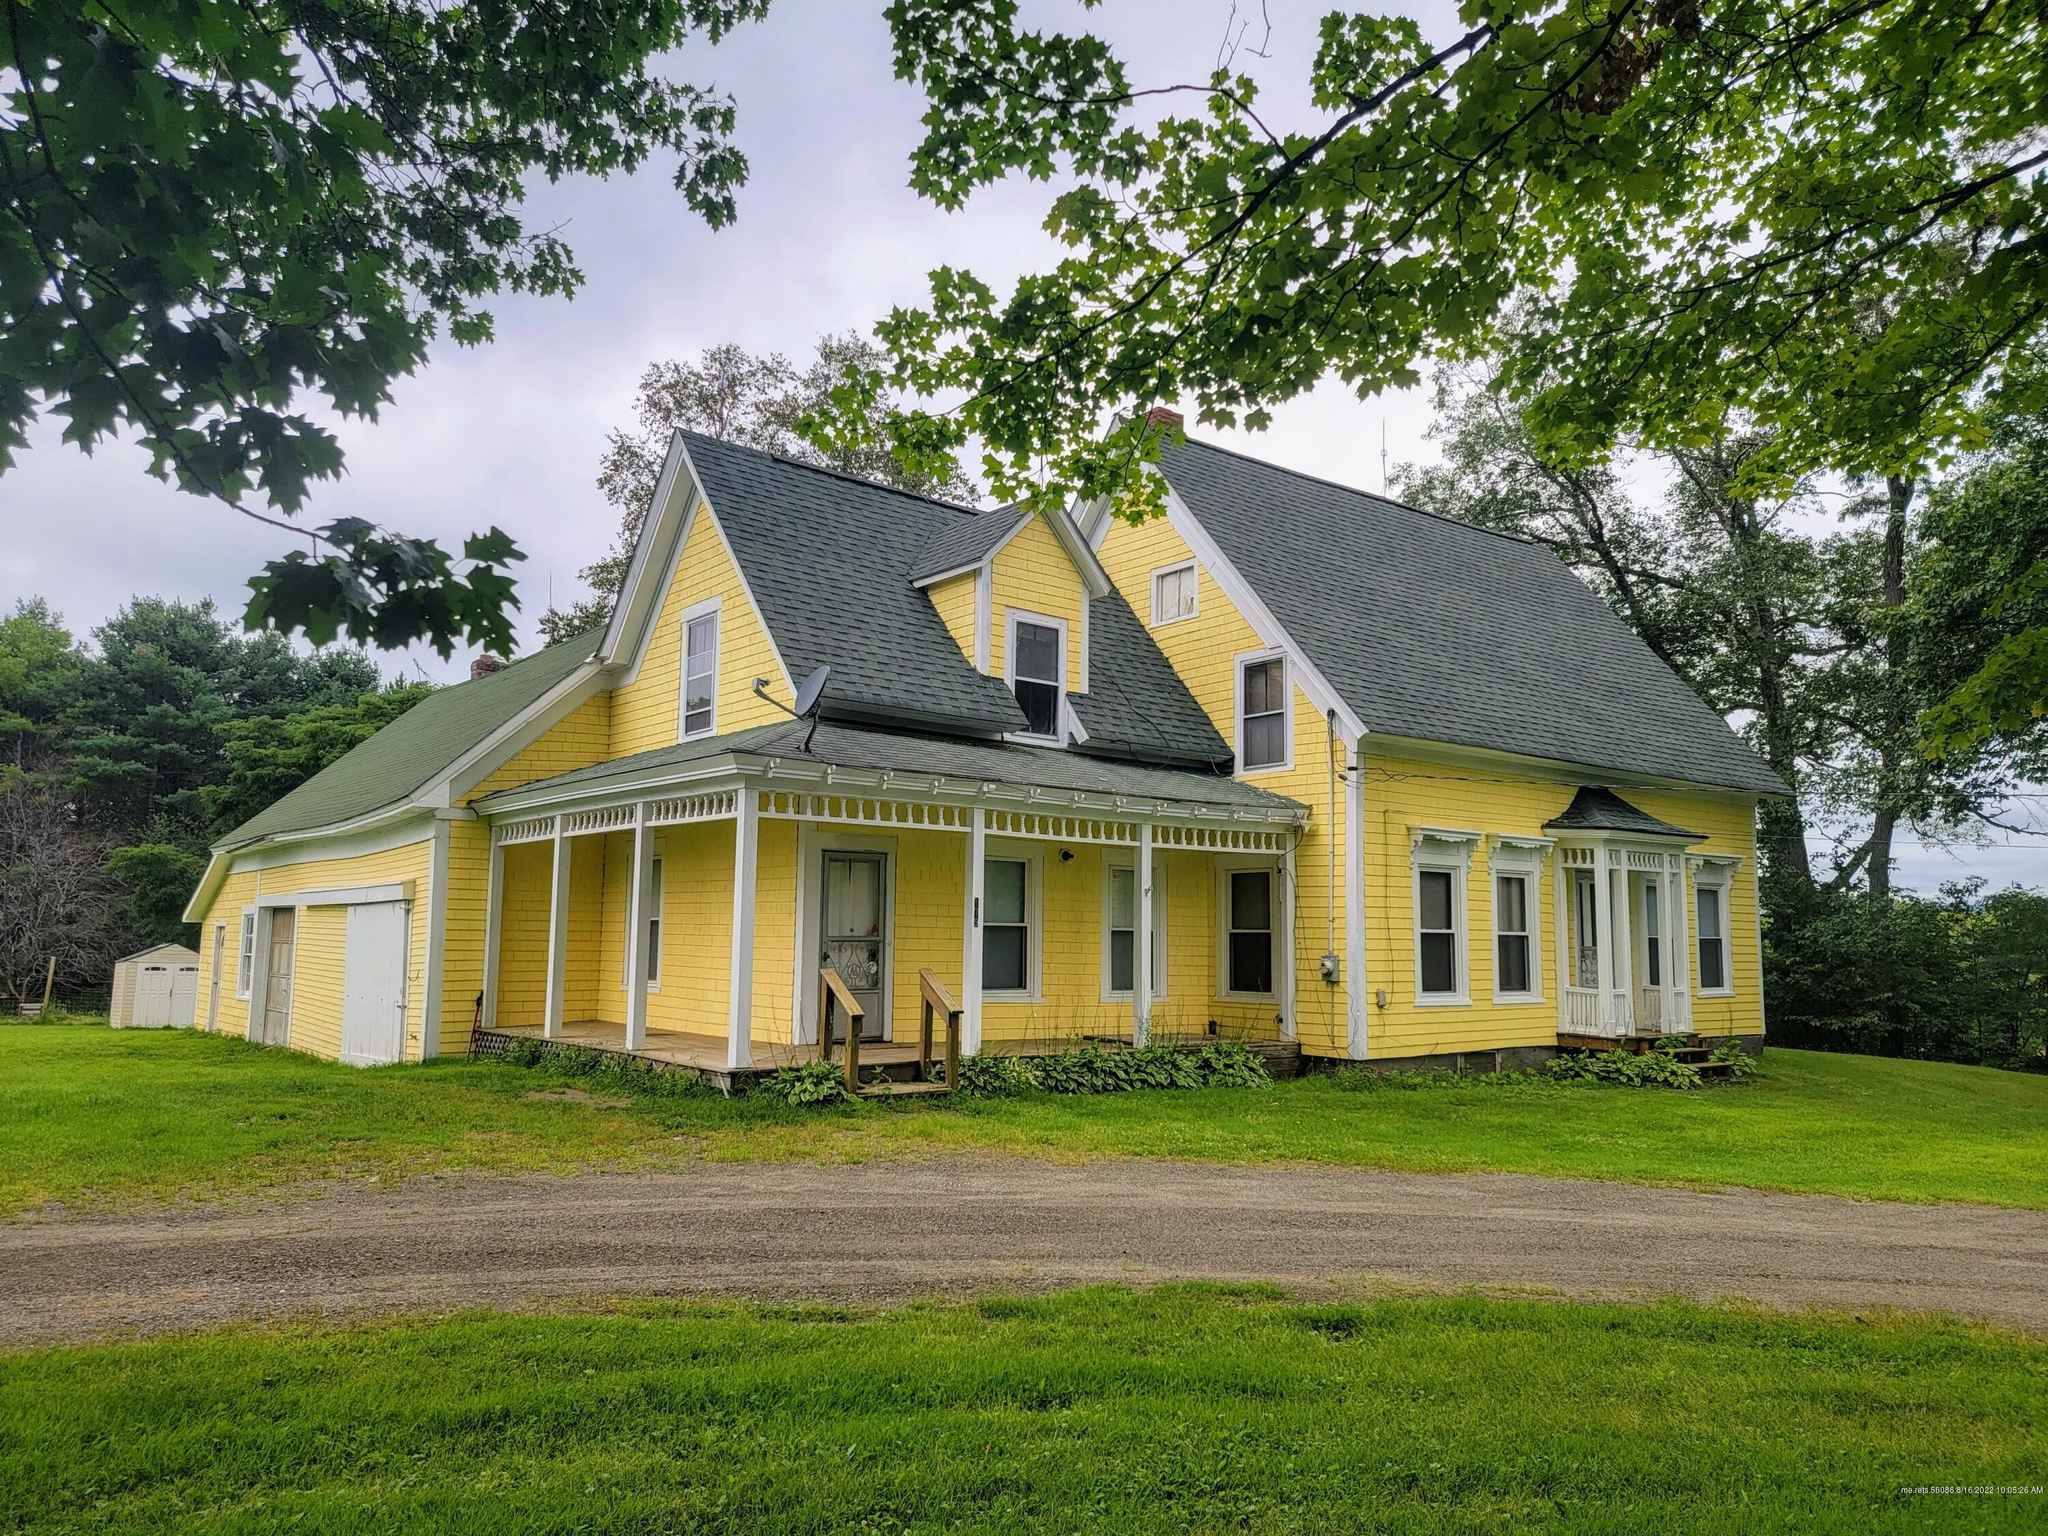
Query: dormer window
1008 614 1064 740
679 600 719 739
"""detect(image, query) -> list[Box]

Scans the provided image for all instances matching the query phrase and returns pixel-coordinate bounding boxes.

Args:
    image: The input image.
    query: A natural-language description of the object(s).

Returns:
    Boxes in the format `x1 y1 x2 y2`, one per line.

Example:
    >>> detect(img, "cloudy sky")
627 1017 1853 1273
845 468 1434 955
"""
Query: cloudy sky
3 0 2040 892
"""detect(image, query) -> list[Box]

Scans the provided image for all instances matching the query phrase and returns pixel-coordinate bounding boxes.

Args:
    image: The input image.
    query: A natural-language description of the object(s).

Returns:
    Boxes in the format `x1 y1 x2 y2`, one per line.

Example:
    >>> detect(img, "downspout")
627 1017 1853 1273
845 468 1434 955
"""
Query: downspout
1326 709 1338 966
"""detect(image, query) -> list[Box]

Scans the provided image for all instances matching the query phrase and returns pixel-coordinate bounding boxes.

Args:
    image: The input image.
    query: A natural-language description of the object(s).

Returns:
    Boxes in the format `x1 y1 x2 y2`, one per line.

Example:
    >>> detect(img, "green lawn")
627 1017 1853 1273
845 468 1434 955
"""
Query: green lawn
2 1287 2041 1534
6 1022 2047 1215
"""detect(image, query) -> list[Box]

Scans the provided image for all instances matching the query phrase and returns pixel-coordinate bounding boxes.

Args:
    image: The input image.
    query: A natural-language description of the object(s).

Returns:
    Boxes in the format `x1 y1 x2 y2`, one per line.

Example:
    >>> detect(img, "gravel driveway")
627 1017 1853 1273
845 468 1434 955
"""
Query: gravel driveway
5 1159 2044 1347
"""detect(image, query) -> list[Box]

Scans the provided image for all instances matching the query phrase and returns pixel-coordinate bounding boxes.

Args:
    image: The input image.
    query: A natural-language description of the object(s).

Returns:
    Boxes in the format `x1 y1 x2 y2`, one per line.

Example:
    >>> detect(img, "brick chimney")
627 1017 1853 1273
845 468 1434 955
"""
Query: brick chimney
1145 405 1184 433
470 654 506 681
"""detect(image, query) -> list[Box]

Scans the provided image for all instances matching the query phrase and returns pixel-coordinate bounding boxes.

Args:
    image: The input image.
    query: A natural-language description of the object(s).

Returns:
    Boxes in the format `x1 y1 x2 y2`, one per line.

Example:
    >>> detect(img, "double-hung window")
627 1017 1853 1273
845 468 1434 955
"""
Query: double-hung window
1105 863 1166 1000
1695 866 1734 993
1151 562 1198 625
1412 832 1475 1004
983 856 1034 995
1495 873 1533 998
1237 654 1288 771
680 602 718 739
625 856 664 989
1008 616 1063 740
236 910 255 997
1222 867 1275 997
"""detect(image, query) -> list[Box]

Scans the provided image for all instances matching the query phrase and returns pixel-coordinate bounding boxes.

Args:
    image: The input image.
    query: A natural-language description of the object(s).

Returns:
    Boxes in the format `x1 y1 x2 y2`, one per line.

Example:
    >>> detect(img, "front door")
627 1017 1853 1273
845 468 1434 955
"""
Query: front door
820 852 886 1043
260 908 296 1046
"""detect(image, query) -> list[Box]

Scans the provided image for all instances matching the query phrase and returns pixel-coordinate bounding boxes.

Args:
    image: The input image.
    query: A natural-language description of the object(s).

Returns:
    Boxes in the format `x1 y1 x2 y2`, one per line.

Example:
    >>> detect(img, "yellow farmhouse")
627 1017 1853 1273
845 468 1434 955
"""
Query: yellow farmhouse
183 419 1784 1077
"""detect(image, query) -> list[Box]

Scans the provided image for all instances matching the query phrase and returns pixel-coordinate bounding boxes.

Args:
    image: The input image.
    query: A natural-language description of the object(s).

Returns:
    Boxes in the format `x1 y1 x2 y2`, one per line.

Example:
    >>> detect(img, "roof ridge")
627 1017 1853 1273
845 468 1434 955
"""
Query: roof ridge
679 429 983 520
1171 433 1543 551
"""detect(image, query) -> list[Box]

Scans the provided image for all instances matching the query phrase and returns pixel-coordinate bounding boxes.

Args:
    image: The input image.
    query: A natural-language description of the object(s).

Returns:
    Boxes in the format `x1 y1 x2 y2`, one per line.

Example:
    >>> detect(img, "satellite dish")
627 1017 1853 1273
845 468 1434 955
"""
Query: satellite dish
792 664 830 718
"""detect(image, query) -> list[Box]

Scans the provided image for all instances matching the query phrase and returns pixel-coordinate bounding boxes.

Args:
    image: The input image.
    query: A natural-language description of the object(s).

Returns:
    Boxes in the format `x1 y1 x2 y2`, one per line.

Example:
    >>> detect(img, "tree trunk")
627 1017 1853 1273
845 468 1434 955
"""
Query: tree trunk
1865 474 1915 900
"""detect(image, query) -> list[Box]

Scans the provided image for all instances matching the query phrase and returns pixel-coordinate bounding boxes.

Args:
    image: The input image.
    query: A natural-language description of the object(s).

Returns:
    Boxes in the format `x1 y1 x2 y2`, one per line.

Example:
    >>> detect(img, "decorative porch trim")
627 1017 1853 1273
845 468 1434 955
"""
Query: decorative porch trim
495 816 556 846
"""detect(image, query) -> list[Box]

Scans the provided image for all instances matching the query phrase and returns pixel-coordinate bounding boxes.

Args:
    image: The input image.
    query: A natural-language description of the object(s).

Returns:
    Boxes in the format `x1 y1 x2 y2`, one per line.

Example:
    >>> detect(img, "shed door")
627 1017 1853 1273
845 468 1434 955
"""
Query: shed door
170 964 198 1027
340 902 409 1066
136 964 173 1028
259 909 296 1046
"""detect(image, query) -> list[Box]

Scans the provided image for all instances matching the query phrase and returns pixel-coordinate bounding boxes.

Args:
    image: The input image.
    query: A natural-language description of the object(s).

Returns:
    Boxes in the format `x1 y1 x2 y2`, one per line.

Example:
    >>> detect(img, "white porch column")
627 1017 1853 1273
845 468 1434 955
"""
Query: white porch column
1279 839 1298 1040
1134 822 1154 1046
962 806 986 1055
1670 854 1693 1030
1610 854 1634 1029
726 784 759 1070
543 819 570 1040
624 803 651 1052
481 834 505 1031
1591 846 1615 1032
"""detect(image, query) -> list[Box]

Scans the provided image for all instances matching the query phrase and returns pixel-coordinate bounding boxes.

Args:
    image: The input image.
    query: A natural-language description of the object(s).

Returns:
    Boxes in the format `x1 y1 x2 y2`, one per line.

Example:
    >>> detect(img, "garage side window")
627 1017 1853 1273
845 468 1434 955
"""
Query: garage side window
236 910 255 997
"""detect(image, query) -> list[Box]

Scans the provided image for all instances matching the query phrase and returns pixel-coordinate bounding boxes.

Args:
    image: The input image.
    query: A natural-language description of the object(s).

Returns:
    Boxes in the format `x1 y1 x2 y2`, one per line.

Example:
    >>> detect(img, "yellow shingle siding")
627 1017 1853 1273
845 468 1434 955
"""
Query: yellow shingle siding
988 514 1087 693
466 692 612 802
611 499 788 755
926 570 980 668
1096 512 1351 1054
194 838 434 1062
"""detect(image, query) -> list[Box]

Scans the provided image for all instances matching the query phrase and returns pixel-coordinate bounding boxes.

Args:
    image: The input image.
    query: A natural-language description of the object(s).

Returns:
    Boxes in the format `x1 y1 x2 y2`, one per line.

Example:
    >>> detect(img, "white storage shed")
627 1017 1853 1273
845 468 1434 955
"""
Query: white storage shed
109 944 202 1029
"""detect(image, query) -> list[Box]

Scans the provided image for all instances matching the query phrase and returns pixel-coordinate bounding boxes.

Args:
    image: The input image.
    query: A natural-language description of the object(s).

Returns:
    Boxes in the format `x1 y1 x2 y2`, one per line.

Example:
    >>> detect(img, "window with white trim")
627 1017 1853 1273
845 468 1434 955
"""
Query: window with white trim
1223 868 1275 997
1642 878 1662 987
1237 654 1288 771
1411 833 1475 1004
983 856 1034 995
1151 562 1198 625
236 910 255 997
624 856 664 989
680 606 718 739
1495 872 1534 999
1009 618 1063 739
1695 867 1734 993
1104 862 1166 1000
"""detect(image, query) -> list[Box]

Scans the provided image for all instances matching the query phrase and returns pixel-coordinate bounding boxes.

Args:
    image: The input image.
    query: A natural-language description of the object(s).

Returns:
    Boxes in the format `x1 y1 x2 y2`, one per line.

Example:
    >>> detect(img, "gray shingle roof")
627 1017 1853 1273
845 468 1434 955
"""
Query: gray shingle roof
479 718 1301 817
683 434 1028 735
214 630 601 848
1157 436 1787 795
1543 786 1701 839
1070 589 1231 765
911 505 1026 582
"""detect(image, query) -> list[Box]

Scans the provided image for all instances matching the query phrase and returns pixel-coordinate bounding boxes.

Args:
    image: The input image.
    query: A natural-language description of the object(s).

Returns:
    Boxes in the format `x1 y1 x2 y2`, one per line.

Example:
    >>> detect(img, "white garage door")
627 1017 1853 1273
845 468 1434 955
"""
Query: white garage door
135 965 174 1028
340 902 409 1066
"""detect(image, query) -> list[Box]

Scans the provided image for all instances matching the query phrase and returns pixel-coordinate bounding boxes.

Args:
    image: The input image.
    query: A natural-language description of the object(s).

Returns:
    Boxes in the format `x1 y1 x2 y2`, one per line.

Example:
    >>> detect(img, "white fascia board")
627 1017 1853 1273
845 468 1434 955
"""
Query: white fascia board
911 560 987 591
673 437 797 697
181 851 229 924
597 431 693 666
1039 502 1112 598
1160 480 1366 743
1362 731 1773 799
430 660 608 806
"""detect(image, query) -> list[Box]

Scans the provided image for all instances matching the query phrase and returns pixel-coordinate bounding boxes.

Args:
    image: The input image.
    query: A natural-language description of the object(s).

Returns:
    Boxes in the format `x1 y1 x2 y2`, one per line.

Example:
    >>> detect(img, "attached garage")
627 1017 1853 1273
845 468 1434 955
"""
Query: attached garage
248 883 415 1065
109 944 202 1029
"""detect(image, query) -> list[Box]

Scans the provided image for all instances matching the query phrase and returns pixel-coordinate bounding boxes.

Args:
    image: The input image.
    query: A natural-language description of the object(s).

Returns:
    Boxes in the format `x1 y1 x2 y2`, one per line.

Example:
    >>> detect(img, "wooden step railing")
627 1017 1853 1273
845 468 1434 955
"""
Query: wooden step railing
918 968 962 1090
817 965 962 1095
817 966 867 1092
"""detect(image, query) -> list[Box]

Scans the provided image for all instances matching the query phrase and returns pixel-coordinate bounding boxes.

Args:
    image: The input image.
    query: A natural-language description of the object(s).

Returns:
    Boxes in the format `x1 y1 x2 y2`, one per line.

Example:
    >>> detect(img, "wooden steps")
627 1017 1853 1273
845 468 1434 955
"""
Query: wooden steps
853 1079 954 1099
1555 1030 1738 1078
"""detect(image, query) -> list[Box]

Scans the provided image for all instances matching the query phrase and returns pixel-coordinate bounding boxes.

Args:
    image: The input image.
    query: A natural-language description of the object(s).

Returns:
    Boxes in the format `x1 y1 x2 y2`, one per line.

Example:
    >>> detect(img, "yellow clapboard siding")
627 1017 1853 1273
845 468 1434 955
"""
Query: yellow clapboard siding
611 499 788 756
193 838 434 1063
192 869 258 1040
988 514 1086 694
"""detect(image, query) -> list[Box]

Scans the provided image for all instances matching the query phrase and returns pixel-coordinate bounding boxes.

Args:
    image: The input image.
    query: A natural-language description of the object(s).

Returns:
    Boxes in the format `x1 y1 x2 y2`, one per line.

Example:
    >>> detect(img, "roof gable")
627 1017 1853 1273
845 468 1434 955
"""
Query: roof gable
1157 436 1786 796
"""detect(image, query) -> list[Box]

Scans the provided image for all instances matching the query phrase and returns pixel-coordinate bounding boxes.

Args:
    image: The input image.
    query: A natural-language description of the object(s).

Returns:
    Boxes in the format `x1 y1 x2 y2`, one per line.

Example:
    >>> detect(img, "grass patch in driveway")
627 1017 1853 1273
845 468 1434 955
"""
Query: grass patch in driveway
1 1287 2041 1534
6 1023 2046 1213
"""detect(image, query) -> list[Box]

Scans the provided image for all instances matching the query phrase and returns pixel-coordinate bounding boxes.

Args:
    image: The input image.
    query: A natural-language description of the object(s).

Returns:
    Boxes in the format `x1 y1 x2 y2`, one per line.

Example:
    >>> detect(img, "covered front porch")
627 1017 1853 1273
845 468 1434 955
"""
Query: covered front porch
472 723 1311 1074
